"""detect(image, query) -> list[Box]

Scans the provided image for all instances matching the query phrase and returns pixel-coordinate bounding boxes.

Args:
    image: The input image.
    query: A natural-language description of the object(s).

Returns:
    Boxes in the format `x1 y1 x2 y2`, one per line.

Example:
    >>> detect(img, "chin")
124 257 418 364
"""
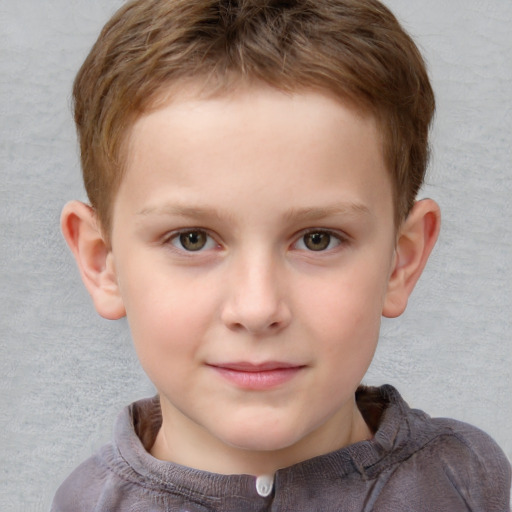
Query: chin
219 422 306 454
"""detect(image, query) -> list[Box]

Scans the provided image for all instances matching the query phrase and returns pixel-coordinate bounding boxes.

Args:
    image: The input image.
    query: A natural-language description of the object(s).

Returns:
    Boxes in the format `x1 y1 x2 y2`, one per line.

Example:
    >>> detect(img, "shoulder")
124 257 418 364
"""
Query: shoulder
50 397 163 512
368 386 511 510
427 417 511 503
392 406 511 510
50 444 121 512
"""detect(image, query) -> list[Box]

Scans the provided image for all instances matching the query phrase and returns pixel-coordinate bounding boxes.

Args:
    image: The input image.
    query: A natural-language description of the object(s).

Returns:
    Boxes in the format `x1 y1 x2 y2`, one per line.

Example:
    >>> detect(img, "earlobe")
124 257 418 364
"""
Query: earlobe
61 201 126 320
382 199 441 318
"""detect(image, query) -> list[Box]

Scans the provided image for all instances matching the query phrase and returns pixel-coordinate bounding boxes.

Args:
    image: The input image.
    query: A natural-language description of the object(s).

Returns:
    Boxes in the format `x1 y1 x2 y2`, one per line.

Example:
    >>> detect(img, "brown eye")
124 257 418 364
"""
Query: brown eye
302 232 331 251
178 231 208 251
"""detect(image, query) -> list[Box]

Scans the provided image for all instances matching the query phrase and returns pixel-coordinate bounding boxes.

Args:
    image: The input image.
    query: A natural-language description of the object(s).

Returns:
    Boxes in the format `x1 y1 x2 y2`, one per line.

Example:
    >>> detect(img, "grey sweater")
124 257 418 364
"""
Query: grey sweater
51 385 511 511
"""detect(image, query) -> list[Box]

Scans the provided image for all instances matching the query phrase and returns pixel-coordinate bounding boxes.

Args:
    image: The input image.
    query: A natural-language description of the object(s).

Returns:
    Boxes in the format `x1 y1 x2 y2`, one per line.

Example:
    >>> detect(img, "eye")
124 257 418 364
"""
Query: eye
170 230 217 252
294 230 342 252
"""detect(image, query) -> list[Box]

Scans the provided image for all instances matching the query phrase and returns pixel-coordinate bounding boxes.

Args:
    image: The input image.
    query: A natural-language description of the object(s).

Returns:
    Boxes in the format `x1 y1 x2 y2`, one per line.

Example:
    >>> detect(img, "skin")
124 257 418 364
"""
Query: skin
62 84 440 476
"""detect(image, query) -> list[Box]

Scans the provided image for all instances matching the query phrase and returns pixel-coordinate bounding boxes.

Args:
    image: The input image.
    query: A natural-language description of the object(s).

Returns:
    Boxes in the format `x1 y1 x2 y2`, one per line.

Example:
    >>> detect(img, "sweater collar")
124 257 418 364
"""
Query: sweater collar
111 384 432 501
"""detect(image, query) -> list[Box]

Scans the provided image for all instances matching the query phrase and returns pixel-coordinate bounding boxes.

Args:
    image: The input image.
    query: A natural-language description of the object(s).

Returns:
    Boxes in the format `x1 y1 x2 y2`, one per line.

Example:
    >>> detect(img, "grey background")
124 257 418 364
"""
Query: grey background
1 0 511 510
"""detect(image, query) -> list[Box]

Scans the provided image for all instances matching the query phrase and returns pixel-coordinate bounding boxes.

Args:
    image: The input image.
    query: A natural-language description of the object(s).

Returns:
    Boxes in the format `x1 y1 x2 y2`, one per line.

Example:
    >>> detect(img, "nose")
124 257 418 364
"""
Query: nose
220 254 291 335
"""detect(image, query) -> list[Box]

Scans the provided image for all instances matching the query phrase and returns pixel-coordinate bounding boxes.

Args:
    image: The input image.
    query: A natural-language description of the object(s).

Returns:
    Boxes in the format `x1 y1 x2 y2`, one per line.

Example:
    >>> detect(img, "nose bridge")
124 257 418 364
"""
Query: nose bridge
222 247 290 334
240 250 278 303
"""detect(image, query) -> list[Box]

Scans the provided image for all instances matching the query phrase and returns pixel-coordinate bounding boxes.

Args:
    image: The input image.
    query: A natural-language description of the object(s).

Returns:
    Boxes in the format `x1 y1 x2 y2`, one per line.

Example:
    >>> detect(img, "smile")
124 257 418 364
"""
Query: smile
207 362 306 390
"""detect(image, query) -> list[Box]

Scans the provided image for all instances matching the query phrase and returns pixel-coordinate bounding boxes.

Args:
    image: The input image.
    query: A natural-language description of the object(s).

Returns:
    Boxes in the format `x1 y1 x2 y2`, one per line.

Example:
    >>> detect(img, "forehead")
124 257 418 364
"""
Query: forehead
116 84 393 226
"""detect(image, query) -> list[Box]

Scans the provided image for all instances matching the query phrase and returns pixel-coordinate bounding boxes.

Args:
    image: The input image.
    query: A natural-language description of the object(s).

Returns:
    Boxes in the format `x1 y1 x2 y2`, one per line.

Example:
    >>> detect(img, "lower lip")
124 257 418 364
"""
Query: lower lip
210 366 303 390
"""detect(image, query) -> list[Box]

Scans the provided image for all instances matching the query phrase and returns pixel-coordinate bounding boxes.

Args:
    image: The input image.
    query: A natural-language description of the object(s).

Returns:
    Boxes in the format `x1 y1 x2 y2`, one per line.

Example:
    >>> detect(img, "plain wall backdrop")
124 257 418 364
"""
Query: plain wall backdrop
1 0 511 509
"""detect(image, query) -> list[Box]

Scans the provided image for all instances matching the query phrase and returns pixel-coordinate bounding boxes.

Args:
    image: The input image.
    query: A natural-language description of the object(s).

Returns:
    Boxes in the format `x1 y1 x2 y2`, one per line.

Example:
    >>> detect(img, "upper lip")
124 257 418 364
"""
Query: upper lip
208 361 304 372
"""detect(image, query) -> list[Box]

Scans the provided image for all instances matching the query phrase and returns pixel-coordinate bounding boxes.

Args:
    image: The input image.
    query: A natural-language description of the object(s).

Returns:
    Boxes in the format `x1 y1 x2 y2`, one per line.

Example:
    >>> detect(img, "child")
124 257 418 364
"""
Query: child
52 0 511 510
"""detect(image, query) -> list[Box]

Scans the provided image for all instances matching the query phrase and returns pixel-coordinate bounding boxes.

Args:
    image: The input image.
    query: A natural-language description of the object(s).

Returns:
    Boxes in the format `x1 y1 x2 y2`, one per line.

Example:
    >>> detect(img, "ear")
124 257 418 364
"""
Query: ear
61 200 126 320
382 199 441 318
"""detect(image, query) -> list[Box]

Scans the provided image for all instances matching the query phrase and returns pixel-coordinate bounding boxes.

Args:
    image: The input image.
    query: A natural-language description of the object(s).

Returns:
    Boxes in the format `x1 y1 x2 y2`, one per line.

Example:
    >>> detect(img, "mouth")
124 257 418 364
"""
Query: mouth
207 361 306 390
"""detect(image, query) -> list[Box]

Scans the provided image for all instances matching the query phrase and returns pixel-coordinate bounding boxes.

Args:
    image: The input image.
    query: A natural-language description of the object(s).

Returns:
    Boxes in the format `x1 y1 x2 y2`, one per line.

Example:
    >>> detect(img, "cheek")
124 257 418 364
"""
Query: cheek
125 294 206 394
301 267 387 329
118 267 216 367
296 260 390 361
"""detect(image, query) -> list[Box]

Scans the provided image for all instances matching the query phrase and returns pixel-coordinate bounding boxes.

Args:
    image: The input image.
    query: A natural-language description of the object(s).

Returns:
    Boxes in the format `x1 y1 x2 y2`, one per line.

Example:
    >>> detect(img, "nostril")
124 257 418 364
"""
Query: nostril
230 322 245 332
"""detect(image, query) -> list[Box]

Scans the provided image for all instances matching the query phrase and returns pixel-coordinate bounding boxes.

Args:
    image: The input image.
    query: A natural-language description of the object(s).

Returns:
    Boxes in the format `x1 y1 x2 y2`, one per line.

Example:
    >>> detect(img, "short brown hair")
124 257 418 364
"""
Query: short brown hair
73 0 435 236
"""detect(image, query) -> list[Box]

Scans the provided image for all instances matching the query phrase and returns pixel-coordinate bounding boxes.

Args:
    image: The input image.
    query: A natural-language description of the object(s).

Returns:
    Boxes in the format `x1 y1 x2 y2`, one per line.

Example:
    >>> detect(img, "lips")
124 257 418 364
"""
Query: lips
207 361 305 390
211 361 301 372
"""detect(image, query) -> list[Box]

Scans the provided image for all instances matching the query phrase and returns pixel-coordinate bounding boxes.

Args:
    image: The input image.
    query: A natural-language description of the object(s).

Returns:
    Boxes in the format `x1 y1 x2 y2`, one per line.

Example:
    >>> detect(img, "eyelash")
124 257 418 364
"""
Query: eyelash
163 228 349 254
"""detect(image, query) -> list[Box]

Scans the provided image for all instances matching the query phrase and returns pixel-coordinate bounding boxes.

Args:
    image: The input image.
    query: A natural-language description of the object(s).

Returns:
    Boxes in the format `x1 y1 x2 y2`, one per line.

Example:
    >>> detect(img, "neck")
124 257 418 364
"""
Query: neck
150 397 372 476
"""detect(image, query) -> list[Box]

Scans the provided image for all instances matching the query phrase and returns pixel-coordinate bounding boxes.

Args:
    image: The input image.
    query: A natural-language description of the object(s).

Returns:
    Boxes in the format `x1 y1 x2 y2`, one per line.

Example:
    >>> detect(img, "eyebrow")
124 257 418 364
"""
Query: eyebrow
136 202 371 222
282 203 372 222
136 204 235 222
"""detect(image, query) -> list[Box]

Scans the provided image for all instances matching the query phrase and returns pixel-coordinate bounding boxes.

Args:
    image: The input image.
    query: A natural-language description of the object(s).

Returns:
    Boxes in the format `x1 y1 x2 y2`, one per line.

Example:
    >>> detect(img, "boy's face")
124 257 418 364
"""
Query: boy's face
108 85 399 472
